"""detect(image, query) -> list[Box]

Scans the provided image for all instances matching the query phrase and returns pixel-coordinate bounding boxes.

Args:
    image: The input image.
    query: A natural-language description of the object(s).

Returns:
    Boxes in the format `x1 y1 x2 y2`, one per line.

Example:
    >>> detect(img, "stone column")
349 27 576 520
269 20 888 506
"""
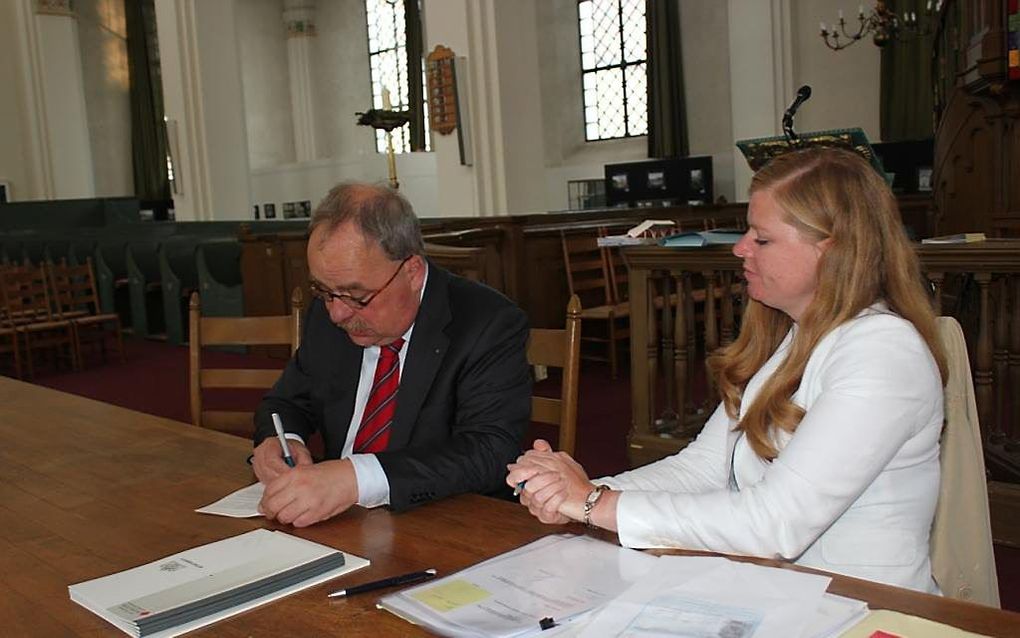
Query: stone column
154 0 251 220
18 0 96 198
283 0 319 162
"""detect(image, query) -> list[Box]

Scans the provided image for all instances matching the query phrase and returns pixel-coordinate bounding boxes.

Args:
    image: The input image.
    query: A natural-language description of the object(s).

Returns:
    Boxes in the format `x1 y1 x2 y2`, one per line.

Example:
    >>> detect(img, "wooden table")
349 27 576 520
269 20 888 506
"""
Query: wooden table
1 378 1017 637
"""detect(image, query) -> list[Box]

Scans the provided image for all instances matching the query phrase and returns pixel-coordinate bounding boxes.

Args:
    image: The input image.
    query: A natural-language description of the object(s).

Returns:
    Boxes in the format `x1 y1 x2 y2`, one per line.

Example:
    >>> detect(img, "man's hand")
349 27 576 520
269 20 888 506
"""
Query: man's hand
258 458 359 528
252 437 313 484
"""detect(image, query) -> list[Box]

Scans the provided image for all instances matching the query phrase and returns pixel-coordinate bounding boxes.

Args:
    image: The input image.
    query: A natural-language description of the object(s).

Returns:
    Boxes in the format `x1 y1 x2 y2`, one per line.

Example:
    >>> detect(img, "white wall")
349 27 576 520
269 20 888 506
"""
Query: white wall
681 1 735 203
536 0 646 211
791 0 881 140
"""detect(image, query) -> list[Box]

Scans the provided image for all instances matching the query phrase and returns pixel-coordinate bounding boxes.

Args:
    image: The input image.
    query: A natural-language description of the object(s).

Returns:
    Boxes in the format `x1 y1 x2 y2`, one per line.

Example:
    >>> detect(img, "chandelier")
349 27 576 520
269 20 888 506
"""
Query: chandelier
819 0 940 51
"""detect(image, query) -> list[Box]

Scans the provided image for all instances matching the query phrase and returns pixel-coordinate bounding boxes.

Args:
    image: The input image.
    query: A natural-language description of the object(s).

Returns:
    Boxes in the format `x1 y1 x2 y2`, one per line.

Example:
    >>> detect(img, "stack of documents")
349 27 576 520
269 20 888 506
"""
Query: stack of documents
379 535 657 637
380 534 870 638
69 529 369 637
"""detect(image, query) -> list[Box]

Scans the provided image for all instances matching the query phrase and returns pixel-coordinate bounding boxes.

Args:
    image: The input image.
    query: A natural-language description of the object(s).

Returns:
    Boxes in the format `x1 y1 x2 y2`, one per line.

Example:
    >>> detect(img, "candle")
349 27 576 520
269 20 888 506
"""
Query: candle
838 8 844 20
820 21 827 34
382 88 392 110
859 5 865 17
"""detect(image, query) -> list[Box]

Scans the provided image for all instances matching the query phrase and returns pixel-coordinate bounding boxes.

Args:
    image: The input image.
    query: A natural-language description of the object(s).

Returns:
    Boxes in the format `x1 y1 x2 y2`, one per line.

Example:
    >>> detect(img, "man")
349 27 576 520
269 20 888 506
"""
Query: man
252 182 531 527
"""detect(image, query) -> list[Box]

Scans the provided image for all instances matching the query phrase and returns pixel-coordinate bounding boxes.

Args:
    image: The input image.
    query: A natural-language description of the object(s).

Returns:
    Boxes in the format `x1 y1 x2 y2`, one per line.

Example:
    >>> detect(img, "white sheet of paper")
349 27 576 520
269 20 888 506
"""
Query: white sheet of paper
195 483 264 518
579 556 833 638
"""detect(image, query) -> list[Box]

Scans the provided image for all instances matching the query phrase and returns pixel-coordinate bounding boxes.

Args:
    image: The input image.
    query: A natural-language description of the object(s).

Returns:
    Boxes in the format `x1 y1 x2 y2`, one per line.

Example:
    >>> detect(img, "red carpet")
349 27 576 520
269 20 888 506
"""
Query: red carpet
25 335 1019 612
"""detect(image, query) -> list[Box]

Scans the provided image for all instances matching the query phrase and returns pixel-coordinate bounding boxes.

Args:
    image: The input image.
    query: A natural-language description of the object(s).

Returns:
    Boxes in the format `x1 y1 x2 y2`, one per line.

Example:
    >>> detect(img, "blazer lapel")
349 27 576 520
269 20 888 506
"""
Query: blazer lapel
388 263 451 450
322 314 363 458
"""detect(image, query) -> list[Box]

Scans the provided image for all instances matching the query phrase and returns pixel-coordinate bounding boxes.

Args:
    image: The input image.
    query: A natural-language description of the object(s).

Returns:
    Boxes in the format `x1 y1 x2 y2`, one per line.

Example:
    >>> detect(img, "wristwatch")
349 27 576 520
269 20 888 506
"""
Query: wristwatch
582 484 610 528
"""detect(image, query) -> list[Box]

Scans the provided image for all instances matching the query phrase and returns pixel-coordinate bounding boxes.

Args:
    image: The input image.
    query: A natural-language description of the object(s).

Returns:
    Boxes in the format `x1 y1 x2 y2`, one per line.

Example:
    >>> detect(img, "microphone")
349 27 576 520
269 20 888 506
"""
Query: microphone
784 85 812 122
782 85 812 143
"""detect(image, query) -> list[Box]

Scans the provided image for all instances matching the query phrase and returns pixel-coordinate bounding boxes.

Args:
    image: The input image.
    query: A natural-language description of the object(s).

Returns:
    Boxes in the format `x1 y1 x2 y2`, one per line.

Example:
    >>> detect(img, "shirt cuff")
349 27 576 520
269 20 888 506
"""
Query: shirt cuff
283 432 305 445
349 454 391 508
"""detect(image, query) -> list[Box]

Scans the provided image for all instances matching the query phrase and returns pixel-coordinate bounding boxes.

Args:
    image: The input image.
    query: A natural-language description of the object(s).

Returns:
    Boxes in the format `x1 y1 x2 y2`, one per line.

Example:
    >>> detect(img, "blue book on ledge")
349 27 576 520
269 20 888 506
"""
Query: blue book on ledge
659 229 745 248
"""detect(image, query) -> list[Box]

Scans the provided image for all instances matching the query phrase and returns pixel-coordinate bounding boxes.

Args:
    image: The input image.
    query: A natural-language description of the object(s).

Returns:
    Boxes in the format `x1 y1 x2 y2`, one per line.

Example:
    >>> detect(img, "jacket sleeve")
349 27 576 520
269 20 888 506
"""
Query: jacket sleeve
612 316 943 559
378 303 532 511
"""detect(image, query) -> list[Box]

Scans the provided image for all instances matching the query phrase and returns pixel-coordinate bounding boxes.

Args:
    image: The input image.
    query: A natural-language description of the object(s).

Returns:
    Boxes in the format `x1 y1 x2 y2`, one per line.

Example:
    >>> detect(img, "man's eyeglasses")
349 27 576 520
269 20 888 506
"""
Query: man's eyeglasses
309 257 410 310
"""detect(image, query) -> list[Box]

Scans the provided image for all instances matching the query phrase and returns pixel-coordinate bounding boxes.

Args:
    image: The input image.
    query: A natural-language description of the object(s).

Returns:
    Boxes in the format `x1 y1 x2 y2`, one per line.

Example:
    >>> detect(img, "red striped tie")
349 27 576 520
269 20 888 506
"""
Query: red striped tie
353 338 405 454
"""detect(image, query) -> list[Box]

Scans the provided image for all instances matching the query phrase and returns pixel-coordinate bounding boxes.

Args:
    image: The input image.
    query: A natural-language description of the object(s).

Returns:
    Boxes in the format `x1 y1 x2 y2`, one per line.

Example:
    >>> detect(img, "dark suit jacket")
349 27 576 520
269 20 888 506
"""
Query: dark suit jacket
254 263 532 511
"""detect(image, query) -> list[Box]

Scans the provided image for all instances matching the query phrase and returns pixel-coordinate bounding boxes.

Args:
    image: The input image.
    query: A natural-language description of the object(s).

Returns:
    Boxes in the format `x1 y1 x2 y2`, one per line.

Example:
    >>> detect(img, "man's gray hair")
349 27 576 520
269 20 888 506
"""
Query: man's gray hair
308 182 425 260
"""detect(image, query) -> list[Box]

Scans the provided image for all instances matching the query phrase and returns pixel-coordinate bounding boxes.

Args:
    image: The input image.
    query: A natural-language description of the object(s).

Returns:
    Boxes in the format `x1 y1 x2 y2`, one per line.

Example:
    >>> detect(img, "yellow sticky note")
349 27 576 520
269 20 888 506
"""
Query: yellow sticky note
410 579 491 612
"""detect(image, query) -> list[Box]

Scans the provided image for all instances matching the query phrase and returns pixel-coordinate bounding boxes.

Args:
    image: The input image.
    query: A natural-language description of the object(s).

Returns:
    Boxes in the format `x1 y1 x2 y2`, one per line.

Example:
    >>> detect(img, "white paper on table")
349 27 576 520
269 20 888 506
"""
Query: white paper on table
579 556 832 638
379 534 658 638
195 482 264 518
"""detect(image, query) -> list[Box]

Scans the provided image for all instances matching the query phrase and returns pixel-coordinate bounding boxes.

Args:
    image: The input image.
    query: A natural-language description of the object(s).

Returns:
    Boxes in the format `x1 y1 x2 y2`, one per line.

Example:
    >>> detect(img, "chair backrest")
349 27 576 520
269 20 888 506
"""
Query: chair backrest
0 265 55 324
188 288 304 437
527 295 581 455
561 230 614 308
47 258 102 318
930 316 1000 607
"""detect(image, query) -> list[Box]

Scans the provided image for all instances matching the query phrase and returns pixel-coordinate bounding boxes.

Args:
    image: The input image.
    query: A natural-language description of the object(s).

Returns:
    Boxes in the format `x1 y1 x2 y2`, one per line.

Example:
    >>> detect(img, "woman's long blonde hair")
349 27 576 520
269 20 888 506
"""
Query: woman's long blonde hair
709 147 947 460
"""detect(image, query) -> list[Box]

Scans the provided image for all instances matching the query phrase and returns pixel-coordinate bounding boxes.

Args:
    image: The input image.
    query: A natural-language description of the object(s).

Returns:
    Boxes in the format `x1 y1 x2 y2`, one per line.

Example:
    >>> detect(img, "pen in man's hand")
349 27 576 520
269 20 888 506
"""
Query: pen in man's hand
513 481 526 497
271 412 296 467
327 568 438 598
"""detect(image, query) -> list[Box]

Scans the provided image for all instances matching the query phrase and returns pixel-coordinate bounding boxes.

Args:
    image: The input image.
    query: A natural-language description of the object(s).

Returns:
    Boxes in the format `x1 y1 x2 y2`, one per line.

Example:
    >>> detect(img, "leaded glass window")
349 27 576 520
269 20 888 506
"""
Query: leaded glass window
578 0 647 141
364 0 430 153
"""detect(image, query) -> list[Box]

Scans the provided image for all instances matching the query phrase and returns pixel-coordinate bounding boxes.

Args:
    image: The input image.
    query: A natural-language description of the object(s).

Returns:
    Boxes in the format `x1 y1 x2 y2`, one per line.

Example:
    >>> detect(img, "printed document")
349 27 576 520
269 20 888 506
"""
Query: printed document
379 534 657 638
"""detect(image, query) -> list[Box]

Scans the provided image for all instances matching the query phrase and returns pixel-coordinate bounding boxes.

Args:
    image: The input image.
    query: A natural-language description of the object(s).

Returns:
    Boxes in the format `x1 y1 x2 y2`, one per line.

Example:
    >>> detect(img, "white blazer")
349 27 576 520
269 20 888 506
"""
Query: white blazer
601 307 944 593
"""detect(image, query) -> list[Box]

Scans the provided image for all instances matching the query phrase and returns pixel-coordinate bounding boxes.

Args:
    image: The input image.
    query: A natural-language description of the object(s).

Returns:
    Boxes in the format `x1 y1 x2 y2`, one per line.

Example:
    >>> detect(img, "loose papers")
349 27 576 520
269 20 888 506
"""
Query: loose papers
379 534 657 637
381 535 871 638
194 482 265 518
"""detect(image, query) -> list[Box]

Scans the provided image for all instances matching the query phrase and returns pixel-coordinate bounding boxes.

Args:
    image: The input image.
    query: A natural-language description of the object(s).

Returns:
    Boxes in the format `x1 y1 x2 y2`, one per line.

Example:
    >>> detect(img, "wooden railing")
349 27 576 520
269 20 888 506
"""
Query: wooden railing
621 241 1020 484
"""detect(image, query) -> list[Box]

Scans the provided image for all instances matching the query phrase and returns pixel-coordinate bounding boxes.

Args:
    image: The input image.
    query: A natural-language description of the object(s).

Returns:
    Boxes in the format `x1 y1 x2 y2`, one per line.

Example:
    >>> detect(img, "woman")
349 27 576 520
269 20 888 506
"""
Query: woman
507 147 948 593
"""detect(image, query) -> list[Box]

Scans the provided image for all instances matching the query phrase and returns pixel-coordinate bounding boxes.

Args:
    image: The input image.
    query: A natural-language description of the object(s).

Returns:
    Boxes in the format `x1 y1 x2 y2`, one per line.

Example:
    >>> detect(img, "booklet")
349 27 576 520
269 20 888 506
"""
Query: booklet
920 232 987 245
659 228 745 248
69 529 369 637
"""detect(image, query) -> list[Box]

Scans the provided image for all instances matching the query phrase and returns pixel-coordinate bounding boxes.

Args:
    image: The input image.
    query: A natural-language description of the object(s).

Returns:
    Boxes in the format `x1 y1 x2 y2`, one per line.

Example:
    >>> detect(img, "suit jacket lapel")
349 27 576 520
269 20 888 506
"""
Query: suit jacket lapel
389 263 451 450
321 309 363 458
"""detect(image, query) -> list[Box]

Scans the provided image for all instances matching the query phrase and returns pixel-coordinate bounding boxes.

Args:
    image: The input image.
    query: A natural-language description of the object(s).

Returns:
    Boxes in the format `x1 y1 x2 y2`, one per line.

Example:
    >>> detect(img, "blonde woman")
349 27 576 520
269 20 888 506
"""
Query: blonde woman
507 148 947 593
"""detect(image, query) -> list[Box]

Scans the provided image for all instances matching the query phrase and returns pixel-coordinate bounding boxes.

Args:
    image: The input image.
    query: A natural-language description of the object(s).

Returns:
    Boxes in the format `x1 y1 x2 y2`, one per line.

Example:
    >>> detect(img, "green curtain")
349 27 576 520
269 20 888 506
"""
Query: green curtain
646 0 688 158
405 0 426 151
126 0 169 201
880 0 935 141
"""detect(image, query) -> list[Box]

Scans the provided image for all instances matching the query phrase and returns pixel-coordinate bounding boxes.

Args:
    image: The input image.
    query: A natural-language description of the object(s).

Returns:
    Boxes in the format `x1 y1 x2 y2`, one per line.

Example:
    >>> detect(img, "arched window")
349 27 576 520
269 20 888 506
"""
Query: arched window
578 0 647 141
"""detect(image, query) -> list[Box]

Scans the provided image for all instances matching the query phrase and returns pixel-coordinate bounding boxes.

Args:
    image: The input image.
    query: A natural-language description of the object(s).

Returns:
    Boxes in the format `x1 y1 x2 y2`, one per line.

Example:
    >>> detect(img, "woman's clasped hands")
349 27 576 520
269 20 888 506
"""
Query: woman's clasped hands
507 439 609 526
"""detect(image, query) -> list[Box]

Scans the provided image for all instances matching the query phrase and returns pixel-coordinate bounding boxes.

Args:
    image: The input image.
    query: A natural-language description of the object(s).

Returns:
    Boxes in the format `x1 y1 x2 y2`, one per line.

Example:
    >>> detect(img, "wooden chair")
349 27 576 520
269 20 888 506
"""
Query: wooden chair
189 288 304 438
0 281 22 378
527 295 582 455
0 265 77 378
47 258 125 368
560 230 629 378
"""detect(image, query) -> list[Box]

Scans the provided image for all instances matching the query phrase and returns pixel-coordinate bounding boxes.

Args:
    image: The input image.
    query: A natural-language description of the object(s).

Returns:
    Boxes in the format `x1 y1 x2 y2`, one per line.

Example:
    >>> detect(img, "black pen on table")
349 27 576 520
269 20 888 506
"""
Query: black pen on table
327 568 438 598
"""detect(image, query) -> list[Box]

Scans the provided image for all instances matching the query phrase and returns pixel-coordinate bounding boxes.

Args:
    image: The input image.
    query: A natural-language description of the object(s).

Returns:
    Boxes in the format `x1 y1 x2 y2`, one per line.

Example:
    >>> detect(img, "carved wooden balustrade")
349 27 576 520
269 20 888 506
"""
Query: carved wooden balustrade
622 240 1020 480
